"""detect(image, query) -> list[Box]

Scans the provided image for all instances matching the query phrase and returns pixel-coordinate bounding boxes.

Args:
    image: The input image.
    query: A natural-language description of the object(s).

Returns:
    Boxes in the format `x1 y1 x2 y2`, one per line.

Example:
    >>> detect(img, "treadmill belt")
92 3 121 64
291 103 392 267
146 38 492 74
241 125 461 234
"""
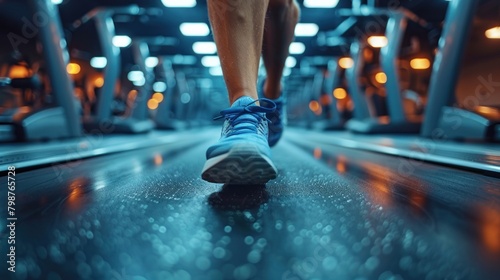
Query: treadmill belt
1 129 499 279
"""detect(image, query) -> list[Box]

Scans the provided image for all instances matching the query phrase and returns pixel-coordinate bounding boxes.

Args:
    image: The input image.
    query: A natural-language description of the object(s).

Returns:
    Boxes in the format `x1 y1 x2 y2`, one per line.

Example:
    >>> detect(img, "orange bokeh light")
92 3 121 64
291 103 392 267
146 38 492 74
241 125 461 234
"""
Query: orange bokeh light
147 99 159 110
94 77 104 88
314 147 322 159
152 92 164 103
333 88 347 100
67 63 81 75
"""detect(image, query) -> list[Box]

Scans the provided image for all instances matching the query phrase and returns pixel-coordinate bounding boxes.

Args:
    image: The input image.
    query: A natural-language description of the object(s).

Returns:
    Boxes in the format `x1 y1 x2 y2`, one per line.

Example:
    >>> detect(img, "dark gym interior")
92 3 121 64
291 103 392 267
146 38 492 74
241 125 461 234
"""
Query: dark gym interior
0 0 499 279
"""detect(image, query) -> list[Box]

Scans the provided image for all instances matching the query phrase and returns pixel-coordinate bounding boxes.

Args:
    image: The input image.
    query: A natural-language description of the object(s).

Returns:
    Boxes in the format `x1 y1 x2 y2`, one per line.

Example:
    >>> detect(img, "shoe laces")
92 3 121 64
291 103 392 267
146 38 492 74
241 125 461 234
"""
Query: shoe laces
267 99 285 130
214 98 276 136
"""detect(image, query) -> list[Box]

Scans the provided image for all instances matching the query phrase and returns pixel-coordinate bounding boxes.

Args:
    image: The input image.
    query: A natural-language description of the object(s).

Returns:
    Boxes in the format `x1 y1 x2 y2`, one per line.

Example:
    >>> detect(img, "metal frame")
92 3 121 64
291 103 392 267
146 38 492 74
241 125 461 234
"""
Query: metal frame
94 11 120 120
311 58 345 130
381 12 407 123
73 6 154 133
346 41 372 120
154 57 187 130
131 40 153 120
421 0 478 138
325 58 343 126
336 7 425 134
30 0 82 138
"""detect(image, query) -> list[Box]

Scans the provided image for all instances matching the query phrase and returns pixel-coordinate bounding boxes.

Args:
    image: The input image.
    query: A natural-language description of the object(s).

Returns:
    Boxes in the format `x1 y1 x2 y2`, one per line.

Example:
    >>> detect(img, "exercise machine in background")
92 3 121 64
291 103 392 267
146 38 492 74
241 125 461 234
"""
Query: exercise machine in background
0 0 82 142
154 58 188 130
338 3 432 134
309 56 352 131
71 6 154 134
422 0 500 142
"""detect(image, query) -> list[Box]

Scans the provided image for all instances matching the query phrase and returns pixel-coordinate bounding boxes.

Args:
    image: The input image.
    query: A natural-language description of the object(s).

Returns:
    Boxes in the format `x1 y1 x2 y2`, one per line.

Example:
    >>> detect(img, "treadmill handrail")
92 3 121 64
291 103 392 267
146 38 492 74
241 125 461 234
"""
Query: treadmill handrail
71 5 140 30
336 7 430 28
321 7 432 45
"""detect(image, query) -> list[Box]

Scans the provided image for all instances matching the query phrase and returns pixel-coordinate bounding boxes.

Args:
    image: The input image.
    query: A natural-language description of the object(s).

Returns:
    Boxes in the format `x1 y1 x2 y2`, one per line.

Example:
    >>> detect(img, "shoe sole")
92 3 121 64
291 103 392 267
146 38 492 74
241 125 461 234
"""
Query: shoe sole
201 145 278 185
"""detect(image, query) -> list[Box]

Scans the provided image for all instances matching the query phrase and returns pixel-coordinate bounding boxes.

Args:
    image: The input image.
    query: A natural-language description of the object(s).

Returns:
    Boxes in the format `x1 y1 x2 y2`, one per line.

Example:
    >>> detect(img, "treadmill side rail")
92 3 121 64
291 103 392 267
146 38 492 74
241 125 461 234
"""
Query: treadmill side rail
18 107 74 141
438 107 499 141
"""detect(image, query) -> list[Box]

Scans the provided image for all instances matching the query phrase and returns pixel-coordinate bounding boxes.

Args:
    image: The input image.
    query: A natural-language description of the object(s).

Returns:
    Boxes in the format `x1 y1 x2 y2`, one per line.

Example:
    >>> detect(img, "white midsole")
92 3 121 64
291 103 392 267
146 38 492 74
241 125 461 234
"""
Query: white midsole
202 146 277 174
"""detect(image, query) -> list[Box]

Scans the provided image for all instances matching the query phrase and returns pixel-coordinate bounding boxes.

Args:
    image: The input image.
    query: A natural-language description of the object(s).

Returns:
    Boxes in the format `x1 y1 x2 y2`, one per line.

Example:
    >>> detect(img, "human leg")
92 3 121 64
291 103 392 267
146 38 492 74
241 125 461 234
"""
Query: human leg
203 0 278 184
207 0 270 105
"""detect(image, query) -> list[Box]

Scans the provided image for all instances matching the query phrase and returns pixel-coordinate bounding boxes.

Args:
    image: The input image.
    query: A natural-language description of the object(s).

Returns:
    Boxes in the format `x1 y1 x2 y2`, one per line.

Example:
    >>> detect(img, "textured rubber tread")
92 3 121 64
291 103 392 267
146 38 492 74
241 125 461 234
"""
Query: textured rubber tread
201 145 278 184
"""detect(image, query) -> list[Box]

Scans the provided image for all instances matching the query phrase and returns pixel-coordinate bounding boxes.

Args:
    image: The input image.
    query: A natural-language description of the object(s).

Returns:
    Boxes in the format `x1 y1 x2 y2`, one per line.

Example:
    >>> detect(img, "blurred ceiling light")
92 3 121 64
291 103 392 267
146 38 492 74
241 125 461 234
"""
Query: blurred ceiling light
180 22 210 36
309 100 321 113
295 23 319 37
286 57 297 68
209 67 223 76
410 58 431 70
161 0 196 7
338 57 354 69
66 63 81 75
367 36 388 48
181 92 191 104
172 55 197 65
153 81 167 92
193 42 217 54
303 0 339 8
485 26 500 39
9 66 29 78
127 70 144 82
133 77 146 86
51 0 63 4
289 42 306 54
147 99 159 110
152 92 164 103
112 35 132 48
90 57 107 69
202 56 220 67
474 106 500 120
333 88 347 100
283 68 292 77
375 72 387 84
145 57 159 68
94 77 104 88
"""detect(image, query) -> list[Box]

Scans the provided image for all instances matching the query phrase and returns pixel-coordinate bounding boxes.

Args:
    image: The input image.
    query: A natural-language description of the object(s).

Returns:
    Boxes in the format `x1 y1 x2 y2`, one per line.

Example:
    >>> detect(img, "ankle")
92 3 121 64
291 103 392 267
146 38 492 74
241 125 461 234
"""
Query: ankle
263 80 282 99
230 91 259 105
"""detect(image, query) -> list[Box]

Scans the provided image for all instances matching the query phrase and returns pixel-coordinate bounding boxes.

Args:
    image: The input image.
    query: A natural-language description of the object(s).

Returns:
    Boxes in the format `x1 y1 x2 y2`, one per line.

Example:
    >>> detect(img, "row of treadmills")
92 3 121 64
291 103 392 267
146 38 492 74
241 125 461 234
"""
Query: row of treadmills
0 1 499 279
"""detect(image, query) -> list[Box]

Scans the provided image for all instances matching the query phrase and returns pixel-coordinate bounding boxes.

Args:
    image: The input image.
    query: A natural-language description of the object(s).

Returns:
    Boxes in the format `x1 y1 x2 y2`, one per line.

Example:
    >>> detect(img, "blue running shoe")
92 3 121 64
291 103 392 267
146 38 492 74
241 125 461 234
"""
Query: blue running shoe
202 96 278 185
259 80 286 147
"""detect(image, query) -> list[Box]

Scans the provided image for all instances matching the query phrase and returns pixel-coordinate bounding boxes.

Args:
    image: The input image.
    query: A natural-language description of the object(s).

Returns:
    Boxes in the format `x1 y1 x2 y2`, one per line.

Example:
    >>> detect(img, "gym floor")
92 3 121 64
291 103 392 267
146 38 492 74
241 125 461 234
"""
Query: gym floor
2 128 499 280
